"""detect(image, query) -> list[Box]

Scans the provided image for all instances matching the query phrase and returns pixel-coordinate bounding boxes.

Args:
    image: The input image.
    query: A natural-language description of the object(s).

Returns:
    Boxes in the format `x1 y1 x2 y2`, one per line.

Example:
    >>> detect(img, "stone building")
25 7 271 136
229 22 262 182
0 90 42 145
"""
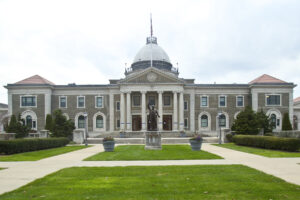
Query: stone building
4 34 296 137
293 97 300 130
0 103 8 132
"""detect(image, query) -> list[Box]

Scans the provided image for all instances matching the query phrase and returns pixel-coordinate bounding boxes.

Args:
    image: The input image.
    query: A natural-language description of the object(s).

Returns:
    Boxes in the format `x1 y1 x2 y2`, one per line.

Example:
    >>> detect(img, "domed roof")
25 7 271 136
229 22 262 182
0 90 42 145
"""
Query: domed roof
133 37 170 63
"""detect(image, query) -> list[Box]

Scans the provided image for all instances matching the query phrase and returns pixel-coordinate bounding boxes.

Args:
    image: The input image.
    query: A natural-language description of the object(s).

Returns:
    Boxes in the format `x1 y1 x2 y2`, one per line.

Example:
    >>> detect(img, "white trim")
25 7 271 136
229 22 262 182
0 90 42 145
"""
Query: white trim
63 113 69 120
266 108 282 131
218 95 227 108
236 95 244 107
95 96 104 108
93 111 106 131
75 112 87 130
20 95 37 108
59 96 67 108
234 111 241 120
216 111 229 130
198 111 211 131
21 110 37 130
77 96 85 108
200 95 209 107
265 94 281 107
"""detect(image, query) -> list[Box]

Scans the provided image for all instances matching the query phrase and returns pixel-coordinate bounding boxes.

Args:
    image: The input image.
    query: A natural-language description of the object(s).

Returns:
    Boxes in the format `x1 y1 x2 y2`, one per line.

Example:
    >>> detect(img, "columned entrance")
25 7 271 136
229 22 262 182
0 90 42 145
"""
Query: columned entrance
163 115 172 131
132 115 141 131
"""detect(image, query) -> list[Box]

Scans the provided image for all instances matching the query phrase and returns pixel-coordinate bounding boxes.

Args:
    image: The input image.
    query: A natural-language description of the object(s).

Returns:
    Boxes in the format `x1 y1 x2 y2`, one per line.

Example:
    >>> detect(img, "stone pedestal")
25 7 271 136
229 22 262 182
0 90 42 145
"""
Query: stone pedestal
145 131 162 150
73 129 85 144
39 130 49 138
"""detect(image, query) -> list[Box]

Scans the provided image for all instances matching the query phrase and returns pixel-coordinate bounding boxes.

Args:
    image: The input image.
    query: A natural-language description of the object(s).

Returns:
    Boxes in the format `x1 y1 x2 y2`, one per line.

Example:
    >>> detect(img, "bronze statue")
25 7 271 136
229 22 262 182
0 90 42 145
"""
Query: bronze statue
148 103 160 131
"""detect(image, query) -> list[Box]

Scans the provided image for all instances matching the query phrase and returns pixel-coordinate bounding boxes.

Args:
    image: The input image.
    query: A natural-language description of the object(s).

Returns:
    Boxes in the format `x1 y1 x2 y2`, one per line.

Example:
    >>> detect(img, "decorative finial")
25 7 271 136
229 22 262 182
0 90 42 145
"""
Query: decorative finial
150 13 153 38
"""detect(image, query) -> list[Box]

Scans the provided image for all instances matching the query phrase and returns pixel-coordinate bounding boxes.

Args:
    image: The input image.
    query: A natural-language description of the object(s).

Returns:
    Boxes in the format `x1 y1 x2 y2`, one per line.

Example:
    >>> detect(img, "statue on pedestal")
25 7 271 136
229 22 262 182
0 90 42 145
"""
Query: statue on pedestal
148 103 160 131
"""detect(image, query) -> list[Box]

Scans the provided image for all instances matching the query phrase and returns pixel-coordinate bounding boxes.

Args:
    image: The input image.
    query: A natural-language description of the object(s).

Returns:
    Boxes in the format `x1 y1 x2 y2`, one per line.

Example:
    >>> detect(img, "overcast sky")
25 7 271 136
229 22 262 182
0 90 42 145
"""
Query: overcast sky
1 0 300 104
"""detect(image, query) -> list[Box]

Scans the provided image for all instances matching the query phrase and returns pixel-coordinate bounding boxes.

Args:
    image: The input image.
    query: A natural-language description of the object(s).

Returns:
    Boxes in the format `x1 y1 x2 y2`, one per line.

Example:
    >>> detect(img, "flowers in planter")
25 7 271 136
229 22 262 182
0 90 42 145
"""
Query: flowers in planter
103 136 114 142
190 134 203 142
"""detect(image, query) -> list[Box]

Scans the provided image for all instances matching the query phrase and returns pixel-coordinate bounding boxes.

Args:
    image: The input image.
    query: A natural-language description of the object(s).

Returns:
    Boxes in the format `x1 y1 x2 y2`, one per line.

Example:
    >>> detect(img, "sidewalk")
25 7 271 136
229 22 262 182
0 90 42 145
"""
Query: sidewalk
0 144 299 195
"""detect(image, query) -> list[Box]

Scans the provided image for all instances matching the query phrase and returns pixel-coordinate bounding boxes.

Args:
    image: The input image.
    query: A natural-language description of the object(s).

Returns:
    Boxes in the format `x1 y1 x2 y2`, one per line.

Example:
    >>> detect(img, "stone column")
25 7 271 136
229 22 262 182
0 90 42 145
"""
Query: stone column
141 91 147 131
120 92 125 131
8 92 12 116
126 92 131 131
252 90 258 112
158 91 163 131
190 91 195 132
109 93 114 132
173 92 178 131
289 90 294 128
179 92 184 131
44 92 51 119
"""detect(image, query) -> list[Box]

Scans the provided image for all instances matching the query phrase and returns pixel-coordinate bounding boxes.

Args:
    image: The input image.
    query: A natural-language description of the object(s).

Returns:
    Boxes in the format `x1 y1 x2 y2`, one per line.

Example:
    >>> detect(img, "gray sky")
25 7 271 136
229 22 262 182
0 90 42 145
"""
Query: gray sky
1 0 300 104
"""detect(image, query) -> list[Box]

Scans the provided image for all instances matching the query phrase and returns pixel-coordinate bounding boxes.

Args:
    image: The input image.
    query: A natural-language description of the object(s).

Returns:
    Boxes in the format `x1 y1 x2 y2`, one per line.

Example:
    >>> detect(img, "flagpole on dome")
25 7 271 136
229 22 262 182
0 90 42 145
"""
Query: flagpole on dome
150 13 153 68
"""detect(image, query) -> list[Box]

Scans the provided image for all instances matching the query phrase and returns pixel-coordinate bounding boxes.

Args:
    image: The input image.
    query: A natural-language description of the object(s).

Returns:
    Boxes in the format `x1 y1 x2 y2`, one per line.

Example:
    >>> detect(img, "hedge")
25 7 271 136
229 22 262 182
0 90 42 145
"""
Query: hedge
0 137 69 155
233 135 300 152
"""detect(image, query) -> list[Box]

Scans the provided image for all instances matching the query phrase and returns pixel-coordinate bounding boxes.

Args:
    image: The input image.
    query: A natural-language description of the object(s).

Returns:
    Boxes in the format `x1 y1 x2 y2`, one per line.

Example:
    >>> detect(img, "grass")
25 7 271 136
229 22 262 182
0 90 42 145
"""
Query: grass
214 143 300 157
0 145 89 161
85 145 222 161
1 165 299 199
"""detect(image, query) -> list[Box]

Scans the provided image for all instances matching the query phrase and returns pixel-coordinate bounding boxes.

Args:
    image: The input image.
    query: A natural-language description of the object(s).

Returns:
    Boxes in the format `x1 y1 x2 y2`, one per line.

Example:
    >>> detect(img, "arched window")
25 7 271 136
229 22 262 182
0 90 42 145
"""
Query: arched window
78 115 85 129
219 114 226 127
270 114 276 129
96 115 103 128
26 115 32 128
201 115 208 127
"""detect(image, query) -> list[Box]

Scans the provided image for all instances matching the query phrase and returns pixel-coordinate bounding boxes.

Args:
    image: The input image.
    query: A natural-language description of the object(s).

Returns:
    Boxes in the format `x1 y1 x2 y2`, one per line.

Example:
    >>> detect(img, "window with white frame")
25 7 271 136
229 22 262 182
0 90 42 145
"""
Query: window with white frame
25 115 36 129
219 96 226 107
59 96 67 108
77 96 85 108
116 101 120 111
163 95 171 106
95 96 103 108
78 115 85 128
96 115 104 128
201 115 208 127
236 96 244 107
21 96 36 107
184 101 188 110
219 114 226 127
184 118 188 129
266 95 280 106
133 95 140 106
201 96 208 107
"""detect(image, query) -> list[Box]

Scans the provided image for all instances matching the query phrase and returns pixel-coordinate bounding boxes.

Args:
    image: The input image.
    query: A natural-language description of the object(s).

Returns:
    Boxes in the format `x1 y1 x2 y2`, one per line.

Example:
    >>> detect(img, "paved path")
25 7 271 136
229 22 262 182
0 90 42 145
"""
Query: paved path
0 144 300 195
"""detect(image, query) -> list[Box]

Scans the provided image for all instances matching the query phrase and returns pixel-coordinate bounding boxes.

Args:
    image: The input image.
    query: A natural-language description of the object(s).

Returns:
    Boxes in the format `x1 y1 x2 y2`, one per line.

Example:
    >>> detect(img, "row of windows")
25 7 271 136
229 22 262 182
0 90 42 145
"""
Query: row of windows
59 96 104 109
199 114 226 128
200 95 244 108
78 115 104 129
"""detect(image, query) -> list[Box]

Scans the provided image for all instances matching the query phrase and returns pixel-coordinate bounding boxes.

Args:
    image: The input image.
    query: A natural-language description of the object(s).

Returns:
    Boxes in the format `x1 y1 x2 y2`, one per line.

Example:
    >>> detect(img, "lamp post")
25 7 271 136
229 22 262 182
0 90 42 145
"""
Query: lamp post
217 112 222 144
83 112 88 146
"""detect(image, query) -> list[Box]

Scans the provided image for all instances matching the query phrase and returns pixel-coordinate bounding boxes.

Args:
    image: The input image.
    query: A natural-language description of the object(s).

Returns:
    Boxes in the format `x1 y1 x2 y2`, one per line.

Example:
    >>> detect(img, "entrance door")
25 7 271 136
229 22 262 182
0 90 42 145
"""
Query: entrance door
163 115 172 131
132 115 142 131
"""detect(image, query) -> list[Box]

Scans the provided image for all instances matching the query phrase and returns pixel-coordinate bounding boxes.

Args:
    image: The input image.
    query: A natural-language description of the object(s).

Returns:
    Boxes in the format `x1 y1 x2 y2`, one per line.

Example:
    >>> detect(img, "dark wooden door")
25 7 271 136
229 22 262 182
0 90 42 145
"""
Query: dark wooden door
132 115 141 131
163 115 172 131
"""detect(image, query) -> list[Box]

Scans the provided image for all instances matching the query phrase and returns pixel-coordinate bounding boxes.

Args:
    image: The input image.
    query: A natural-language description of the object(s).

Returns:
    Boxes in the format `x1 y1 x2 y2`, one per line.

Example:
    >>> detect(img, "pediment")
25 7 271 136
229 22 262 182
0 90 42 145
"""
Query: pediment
120 67 184 84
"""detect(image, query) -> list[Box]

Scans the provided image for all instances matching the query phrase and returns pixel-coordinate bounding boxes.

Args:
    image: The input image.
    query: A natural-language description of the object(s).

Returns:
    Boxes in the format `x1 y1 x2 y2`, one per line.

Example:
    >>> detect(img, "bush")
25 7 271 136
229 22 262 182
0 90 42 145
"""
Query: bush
225 133 233 142
233 135 300 152
0 138 69 155
52 110 75 138
282 113 292 131
45 114 53 132
6 114 30 138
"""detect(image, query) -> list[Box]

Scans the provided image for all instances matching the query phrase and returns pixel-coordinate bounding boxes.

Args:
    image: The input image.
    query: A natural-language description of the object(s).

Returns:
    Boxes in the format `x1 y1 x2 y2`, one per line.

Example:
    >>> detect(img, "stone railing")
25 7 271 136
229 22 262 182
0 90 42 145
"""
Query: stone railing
0 133 15 140
272 130 300 138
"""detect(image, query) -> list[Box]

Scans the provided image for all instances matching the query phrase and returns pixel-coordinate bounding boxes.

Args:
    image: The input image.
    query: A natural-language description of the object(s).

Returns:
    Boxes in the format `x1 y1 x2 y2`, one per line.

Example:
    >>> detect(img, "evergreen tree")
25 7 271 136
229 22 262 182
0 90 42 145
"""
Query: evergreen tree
45 114 53 132
255 109 272 134
6 114 29 138
282 112 292 130
231 106 259 135
52 109 75 138
6 114 18 133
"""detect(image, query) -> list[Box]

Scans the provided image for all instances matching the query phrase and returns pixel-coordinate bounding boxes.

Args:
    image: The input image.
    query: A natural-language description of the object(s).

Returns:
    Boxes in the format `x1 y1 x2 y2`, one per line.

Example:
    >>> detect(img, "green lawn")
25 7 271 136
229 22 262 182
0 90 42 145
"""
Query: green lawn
1 165 299 199
214 143 300 157
0 146 89 161
85 145 222 161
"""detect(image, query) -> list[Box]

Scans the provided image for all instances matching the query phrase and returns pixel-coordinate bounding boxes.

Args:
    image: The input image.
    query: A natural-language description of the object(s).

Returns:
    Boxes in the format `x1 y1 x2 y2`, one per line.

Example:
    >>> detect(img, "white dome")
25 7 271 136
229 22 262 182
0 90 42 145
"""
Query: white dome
133 43 171 63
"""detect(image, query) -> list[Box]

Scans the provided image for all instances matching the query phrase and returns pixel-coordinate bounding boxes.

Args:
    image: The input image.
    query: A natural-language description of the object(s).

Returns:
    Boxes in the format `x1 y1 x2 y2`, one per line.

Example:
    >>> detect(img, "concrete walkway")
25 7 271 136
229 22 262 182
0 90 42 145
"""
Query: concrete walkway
0 144 300 195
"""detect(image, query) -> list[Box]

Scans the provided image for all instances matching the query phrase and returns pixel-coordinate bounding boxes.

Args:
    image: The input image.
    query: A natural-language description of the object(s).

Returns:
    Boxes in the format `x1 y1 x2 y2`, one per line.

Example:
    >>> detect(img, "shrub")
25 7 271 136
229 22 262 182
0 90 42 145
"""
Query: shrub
0 138 69 155
231 107 259 135
256 110 272 133
282 113 292 131
6 114 30 138
233 135 300 152
45 114 53 132
225 133 233 142
52 110 75 138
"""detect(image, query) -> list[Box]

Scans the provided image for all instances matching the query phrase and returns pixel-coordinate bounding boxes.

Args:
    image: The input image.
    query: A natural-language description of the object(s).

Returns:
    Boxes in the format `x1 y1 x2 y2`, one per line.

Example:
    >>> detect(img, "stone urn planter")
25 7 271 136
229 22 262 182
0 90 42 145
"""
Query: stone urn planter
119 131 126 138
102 136 115 152
189 135 203 151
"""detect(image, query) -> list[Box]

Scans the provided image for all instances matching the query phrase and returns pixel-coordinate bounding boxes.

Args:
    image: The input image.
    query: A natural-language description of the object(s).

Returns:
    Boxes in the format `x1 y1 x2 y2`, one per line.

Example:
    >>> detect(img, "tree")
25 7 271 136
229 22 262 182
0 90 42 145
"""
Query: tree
52 109 75 138
6 114 30 138
45 114 53 132
231 106 259 135
282 112 292 130
255 109 272 134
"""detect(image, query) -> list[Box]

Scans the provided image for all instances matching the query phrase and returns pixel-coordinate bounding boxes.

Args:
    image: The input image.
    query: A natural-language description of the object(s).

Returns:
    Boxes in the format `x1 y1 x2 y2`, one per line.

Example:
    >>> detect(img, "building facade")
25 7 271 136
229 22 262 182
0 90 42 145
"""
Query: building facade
5 35 296 136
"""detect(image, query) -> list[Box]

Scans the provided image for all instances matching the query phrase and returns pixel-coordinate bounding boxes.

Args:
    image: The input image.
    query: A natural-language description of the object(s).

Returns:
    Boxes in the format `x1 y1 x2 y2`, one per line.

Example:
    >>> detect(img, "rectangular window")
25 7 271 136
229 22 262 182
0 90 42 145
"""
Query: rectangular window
236 96 244 107
21 96 36 107
266 95 280 106
116 119 120 128
184 101 188 110
163 95 171 106
133 95 141 106
219 96 226 107
59 96 67 108
116 101 120 111
77 96 85 108
184 118 188 129
95 96 103 108
149 96 155 106
201 96 208 107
